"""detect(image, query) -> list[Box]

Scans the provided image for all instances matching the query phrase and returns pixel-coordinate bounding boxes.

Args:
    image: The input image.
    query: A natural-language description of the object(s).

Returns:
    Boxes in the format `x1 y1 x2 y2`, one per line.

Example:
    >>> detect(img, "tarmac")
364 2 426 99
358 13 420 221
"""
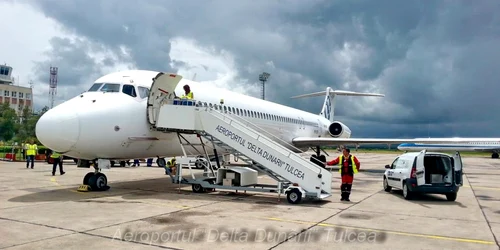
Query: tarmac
1 152 500 250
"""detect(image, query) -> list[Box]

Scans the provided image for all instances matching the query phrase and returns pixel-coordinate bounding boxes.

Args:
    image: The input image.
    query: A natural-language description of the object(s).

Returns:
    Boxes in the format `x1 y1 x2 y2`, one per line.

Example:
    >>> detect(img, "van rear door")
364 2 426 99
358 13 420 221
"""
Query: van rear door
453 151 463 186
415 150 426 186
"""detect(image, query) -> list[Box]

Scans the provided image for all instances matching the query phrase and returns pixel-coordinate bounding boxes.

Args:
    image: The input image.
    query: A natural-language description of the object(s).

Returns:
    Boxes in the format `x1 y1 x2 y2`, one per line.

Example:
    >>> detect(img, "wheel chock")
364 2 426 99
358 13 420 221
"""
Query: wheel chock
77 185 92 192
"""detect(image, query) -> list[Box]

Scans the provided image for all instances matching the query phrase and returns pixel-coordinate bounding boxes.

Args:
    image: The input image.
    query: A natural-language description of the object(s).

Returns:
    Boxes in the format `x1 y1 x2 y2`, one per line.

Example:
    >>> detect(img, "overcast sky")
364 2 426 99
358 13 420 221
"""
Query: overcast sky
1 0 499 138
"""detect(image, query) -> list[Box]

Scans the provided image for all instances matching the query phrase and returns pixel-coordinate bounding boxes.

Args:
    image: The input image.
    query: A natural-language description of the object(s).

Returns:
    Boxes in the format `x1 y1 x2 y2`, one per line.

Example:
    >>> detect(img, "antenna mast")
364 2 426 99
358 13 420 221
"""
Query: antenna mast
49 66 58 109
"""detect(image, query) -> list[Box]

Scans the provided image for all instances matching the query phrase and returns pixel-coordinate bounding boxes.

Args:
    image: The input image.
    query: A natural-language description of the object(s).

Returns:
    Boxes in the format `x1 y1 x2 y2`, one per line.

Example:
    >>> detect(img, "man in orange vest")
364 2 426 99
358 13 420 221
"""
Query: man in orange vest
324 148 360 201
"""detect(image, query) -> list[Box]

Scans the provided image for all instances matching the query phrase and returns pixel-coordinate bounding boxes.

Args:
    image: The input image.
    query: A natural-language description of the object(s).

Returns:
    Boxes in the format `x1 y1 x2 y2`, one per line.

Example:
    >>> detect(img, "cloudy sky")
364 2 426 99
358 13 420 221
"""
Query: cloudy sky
2 0 499 138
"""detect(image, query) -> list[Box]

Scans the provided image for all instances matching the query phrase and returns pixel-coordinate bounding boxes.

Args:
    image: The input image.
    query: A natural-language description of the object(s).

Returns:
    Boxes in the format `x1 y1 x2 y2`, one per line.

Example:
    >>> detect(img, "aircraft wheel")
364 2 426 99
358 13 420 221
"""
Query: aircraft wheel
492 153 499 159
88 173 108 191
83 172 95 185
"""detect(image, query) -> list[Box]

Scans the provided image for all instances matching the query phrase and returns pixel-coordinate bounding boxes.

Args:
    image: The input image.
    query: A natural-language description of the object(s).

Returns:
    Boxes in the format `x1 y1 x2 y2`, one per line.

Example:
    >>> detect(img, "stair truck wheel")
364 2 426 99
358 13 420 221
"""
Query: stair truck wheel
192 184 205 193
286 188 302 204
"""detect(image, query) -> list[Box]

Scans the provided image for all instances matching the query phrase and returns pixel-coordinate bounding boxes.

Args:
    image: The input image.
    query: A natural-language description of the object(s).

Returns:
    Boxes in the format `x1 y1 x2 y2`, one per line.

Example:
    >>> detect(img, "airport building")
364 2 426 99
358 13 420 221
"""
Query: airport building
0 64 33 115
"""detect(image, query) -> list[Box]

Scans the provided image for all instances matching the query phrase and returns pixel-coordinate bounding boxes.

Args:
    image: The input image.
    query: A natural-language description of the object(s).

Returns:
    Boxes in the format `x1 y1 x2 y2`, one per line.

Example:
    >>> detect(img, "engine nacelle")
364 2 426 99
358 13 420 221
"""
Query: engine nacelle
328 121 352 138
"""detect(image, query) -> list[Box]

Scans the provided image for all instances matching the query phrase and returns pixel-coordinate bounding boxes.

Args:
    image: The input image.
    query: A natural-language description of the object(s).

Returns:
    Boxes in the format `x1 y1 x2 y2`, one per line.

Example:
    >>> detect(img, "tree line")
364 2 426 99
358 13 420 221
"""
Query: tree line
0 103 49 146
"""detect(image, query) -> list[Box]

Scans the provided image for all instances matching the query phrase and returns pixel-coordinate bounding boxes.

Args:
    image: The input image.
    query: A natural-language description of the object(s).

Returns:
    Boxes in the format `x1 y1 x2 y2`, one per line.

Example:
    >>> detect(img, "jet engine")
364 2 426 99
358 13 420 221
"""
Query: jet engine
328 121 352 138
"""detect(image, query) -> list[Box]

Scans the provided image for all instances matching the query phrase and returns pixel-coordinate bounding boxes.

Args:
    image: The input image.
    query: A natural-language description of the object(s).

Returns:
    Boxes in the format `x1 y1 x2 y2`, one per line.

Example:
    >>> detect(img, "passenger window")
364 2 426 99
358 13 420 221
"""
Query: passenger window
122 84 137 97
138 87 149 98
100 83 120 92
88 83 103 92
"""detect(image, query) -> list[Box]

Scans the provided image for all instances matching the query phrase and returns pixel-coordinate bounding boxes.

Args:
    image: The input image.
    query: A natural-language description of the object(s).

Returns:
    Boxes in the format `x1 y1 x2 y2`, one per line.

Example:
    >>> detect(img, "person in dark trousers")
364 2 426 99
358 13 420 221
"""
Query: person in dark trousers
324 148 360 201
50 151 65 176
25 139 38 169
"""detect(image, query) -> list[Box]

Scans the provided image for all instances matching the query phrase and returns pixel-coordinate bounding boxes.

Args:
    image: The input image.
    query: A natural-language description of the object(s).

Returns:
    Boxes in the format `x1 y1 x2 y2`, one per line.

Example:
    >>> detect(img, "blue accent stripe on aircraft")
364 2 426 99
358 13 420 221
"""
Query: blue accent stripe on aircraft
398 143 499 149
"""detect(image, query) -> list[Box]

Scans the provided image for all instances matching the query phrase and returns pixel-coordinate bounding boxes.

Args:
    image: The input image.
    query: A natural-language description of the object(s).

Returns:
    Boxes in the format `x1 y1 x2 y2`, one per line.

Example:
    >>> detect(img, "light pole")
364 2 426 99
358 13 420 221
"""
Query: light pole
259 72 270 100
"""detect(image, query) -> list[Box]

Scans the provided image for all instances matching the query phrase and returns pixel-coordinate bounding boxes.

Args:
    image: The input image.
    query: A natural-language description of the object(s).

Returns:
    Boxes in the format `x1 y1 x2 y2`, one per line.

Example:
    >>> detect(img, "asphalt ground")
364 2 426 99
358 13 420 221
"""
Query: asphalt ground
1 152 499 250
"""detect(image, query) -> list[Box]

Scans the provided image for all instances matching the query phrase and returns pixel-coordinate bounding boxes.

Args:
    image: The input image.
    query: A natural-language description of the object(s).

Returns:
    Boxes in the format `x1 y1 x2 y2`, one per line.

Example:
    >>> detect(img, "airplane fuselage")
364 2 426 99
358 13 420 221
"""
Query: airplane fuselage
36 70 333 161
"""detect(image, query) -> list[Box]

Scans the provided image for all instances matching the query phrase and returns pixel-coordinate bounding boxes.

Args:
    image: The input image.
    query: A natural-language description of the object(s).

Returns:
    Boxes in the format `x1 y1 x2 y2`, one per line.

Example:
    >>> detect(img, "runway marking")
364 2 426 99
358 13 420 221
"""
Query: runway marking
262 217 496 245
50 177 84 193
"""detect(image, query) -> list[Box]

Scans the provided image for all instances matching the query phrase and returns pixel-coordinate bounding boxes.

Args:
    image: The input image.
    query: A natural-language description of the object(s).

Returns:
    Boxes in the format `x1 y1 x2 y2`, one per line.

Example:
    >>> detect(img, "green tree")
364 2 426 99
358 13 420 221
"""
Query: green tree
0 103 19 141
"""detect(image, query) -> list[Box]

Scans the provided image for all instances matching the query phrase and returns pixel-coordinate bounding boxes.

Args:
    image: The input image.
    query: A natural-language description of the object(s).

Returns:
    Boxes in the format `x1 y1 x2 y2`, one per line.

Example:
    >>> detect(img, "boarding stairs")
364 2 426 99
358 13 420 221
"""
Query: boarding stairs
151 99 332 202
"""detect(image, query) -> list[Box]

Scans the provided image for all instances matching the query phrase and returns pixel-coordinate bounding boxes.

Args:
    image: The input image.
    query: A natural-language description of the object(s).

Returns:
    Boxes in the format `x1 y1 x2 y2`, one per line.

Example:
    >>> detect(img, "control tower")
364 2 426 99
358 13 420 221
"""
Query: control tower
0 64 34 115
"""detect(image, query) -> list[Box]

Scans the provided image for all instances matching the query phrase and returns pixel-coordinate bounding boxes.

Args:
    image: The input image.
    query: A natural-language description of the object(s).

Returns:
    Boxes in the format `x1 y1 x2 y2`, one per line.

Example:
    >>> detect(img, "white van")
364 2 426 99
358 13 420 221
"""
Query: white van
383 150 463 201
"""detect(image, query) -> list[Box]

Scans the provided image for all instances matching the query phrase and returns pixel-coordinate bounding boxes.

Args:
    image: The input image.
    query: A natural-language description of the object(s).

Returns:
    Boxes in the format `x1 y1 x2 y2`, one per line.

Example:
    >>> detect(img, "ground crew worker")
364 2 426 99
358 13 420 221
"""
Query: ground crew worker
50 151 65 176
165 157 177 183
25 140 38 169
181 85 193 99
324 148 360 201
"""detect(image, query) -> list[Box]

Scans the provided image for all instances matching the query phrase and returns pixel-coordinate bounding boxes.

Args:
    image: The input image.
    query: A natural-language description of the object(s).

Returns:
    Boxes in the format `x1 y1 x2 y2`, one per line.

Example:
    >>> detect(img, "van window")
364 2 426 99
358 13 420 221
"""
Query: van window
390 157 399 169
122 84 137 97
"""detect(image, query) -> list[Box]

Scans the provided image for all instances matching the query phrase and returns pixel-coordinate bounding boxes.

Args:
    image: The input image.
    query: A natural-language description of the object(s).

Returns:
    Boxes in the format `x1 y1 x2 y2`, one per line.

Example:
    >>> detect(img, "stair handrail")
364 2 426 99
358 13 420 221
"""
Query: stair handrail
198 107 327 175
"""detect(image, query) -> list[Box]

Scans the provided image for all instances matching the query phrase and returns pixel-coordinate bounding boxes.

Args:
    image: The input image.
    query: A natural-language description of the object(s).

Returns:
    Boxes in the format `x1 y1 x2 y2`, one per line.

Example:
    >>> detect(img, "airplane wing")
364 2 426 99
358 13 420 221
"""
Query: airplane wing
291 137 500 147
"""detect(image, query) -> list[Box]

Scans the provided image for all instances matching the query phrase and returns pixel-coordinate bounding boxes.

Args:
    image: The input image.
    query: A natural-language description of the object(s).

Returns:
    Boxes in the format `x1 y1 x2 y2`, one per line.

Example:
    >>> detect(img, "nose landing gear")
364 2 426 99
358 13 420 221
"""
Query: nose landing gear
80 160 110 191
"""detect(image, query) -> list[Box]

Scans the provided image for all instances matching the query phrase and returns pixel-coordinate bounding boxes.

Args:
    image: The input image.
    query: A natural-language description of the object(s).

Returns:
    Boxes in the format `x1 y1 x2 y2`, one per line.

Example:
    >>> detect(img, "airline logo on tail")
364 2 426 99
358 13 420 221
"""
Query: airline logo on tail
324 95 332 120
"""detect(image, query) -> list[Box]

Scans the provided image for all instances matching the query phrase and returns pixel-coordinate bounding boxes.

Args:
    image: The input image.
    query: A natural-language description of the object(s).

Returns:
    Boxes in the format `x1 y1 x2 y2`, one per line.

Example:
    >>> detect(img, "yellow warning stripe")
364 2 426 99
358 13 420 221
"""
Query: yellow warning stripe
262 217 495 245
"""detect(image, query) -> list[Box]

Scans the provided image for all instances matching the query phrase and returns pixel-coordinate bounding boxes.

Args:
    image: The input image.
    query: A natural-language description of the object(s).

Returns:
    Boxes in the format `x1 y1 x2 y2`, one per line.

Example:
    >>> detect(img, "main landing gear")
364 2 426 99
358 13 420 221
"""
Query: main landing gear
492 153 499 159
81 160 110 192
310 146 327 168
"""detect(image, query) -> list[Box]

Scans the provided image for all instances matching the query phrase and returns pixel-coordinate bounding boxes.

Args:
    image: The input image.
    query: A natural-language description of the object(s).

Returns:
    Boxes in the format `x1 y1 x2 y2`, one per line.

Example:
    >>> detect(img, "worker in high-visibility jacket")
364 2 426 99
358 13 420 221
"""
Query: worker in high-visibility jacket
50 151 65 176
324 148 360 202
165 157 177 183
181 85 193 99
25 140 38 169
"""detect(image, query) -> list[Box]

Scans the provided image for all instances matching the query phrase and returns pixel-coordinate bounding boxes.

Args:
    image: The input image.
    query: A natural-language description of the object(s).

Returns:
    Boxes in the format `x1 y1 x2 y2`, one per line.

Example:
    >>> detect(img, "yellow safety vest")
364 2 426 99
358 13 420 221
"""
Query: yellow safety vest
167 159 176 168
26 144 37 156
181 92 193 99
51 152 61 158
338 155 358 174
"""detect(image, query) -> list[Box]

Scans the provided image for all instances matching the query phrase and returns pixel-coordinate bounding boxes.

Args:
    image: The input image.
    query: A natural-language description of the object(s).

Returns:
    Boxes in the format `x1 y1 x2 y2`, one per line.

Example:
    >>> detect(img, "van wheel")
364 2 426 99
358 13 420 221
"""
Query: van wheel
383 177 392 192
446 193 457 201
402 182 412 200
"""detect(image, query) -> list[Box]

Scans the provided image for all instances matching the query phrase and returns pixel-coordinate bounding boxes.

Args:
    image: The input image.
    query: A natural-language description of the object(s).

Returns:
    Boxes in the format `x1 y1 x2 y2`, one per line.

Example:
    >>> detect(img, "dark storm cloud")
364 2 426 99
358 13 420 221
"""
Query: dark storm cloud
23 0 500 137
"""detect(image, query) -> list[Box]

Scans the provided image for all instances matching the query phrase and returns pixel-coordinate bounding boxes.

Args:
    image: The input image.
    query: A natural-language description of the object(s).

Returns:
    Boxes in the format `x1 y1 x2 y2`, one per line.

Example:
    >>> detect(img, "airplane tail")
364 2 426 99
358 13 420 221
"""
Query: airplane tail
290 87 384 123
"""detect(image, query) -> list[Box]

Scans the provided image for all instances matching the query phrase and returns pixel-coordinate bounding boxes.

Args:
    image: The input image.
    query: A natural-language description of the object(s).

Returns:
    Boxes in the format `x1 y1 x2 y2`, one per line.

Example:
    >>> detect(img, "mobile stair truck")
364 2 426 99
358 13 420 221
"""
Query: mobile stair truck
147 73 332 204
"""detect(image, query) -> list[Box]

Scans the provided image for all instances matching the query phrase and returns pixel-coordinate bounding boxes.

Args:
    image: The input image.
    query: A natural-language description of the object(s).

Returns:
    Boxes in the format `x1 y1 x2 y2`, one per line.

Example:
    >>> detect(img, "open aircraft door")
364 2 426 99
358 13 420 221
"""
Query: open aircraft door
415 149 426 186
453 151 463 186
147 73 183 125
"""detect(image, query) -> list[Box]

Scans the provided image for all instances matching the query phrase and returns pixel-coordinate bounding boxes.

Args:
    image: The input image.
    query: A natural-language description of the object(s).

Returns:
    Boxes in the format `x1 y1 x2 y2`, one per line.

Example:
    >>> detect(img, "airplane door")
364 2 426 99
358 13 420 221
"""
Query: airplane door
147 73 183 125
415 150 426 186
453 151 463 186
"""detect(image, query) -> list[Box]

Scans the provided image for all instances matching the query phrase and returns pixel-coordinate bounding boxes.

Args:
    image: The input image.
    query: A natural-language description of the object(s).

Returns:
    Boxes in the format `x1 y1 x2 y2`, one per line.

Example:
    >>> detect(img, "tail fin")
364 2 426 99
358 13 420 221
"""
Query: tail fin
290 87 384 122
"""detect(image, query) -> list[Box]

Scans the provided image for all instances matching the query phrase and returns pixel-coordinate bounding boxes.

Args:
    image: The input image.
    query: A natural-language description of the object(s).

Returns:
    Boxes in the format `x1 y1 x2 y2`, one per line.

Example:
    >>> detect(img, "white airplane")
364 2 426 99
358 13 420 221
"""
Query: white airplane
35 70 500 189
397 142 500 158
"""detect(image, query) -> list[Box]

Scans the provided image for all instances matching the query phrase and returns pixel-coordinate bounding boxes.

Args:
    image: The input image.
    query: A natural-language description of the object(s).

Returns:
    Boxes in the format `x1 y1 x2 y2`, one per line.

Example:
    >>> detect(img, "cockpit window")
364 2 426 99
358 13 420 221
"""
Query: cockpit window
100 83 120 92
87 83 103 92
138 87 150 99
122 84 137 97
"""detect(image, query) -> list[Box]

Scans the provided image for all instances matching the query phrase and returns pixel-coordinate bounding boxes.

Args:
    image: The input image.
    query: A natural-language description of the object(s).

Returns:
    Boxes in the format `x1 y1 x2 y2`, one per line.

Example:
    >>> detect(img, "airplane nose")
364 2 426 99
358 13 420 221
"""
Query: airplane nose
35 106 80 153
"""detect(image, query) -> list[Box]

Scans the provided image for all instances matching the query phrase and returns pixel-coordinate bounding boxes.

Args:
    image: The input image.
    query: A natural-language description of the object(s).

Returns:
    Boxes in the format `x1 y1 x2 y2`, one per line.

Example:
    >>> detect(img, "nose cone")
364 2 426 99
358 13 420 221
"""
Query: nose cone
36 105 80 153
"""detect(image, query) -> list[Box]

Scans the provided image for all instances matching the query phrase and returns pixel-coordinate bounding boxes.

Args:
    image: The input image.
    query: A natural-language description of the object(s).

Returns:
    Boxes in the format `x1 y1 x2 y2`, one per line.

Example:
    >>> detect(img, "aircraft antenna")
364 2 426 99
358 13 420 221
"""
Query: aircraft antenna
49 66 58 109
258 72 270 100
